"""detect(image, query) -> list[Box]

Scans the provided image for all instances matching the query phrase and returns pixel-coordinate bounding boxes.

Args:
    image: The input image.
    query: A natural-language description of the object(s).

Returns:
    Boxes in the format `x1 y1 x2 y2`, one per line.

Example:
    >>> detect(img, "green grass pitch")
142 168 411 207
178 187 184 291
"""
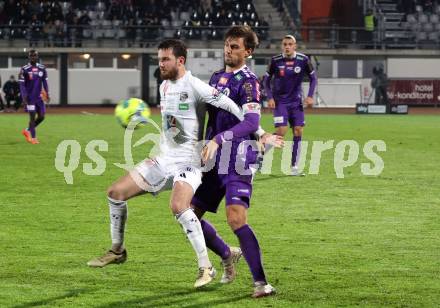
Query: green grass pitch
1 112 439 307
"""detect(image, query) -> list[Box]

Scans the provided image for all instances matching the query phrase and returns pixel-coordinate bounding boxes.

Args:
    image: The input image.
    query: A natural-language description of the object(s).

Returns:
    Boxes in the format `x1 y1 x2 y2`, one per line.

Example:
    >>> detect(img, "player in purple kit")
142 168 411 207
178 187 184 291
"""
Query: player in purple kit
263 35 317 175
191 25 277 298
19 49 50 145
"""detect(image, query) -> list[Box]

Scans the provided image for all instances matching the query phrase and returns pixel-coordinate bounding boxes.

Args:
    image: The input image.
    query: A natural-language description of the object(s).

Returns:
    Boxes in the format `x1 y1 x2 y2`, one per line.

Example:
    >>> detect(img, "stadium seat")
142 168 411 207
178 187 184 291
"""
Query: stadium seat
428 31 439 41
429 14 439 23
407 14 417 23
416 31 427 41
423 23 434 31
418 13 428 23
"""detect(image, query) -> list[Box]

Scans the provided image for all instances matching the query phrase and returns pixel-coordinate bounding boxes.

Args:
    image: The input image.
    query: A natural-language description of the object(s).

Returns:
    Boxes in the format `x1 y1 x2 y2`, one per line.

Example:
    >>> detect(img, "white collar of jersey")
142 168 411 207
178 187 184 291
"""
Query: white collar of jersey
282 52 296 59
233 64 247 75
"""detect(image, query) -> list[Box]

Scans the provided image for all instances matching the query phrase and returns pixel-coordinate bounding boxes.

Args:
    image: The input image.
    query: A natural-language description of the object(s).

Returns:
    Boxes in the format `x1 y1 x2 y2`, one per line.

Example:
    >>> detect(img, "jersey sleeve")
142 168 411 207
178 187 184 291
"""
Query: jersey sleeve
305 57 317 98
42 68 49 94
214 77 261 145
239 78 261 106
18 67 27 100
263 59 275 99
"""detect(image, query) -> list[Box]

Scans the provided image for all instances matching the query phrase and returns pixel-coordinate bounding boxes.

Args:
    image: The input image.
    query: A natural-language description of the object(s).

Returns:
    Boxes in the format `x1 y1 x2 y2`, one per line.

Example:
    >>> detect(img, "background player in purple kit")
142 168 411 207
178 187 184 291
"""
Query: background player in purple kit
191 25 277 298
263 35 317 176
19 49 50 145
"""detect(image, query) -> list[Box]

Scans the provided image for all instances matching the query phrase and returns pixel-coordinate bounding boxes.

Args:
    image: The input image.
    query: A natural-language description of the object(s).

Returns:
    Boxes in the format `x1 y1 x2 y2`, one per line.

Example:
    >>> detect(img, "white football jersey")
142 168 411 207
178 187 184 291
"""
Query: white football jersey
158 71 242 165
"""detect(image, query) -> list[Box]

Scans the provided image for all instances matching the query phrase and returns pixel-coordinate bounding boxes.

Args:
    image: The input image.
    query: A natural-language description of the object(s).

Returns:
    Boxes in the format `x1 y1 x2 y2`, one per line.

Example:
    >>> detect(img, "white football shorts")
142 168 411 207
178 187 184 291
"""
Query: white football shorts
133 156 202 194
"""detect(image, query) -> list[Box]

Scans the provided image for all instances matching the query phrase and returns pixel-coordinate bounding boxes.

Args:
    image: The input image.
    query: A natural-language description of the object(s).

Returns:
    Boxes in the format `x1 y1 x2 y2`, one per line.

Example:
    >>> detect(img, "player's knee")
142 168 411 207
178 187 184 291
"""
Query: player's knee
38 115 45 122
226 206 247 230
227 216 245 230
107 184 127 201
293 127 303 136
170 199 187 215
276 127 287 136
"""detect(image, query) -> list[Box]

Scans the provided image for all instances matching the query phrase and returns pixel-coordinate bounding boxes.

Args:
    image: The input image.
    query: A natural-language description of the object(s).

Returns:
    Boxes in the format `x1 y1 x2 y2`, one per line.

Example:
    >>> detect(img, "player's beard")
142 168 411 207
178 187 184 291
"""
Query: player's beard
224 56 240 69
160 66 179 80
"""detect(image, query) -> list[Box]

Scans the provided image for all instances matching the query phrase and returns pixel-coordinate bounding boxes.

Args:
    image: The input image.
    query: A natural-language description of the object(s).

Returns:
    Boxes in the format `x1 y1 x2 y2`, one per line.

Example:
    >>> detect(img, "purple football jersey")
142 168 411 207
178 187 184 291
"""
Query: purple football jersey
206 65 261 175
264 52 317 107
19 63 49 104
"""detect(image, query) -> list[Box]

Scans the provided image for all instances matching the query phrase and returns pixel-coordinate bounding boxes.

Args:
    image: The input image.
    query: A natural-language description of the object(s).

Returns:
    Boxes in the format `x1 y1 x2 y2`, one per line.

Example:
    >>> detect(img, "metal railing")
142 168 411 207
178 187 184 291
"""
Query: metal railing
0 24 438 49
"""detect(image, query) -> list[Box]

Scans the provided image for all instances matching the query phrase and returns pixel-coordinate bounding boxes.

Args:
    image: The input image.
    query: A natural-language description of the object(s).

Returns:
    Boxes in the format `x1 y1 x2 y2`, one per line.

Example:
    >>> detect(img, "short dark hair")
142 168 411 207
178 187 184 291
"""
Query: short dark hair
224 26 259 51
158 39 187 63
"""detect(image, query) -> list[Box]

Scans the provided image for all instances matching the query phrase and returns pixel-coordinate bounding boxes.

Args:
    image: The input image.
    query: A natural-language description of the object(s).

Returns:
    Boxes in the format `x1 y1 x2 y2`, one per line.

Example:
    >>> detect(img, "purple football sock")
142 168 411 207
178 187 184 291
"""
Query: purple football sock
234 224 266 283
292 136 302 167
201 220 231 260
29 122 36 138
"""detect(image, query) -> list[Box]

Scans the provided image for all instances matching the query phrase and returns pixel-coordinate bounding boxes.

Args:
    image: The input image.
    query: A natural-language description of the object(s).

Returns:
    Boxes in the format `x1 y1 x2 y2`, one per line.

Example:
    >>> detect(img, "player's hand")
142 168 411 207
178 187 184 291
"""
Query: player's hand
45 96 50 104
304 96 314 108
201 139 219 163
267 98 276 109
260 133 284 148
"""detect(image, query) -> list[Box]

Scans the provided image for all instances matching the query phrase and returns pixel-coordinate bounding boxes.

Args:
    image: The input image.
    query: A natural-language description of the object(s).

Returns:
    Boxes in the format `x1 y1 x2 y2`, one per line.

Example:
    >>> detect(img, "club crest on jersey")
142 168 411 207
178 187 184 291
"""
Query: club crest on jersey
244 82 254 102
179 92 188 101
38 71 43 77
294 66 301 73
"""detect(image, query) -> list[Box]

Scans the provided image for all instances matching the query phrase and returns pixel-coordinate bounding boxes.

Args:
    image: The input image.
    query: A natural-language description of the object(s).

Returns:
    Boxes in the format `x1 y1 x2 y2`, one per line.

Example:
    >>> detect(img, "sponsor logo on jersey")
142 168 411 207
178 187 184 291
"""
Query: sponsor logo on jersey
279 69 285 76
294 66 301 73
221 87 230 97
296 55 304 61
219 77 229 85
178 103 189 110
237 188 249 193
179 92 188 101
286 61 294 66
234 74 242 81
32 67 38 72
274 116 284 124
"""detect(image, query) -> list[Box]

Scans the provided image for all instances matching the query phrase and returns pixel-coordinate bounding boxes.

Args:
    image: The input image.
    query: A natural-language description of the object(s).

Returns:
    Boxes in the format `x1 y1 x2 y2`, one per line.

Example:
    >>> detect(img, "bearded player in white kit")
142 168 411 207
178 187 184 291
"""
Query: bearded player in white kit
87 39 245 288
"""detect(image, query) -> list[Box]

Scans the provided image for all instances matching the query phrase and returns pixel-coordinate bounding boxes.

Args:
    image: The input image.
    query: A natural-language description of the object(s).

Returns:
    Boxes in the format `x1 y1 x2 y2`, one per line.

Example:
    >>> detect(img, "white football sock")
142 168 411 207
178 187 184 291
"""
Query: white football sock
176 208 211 268
108 196 127 248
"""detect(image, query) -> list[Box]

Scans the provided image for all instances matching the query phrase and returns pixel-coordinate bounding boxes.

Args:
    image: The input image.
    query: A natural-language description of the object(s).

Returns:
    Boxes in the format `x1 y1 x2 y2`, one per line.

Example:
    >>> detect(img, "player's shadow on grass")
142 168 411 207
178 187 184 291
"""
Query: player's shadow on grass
13 288 89 308
99 288 248 307
254 174 286 182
